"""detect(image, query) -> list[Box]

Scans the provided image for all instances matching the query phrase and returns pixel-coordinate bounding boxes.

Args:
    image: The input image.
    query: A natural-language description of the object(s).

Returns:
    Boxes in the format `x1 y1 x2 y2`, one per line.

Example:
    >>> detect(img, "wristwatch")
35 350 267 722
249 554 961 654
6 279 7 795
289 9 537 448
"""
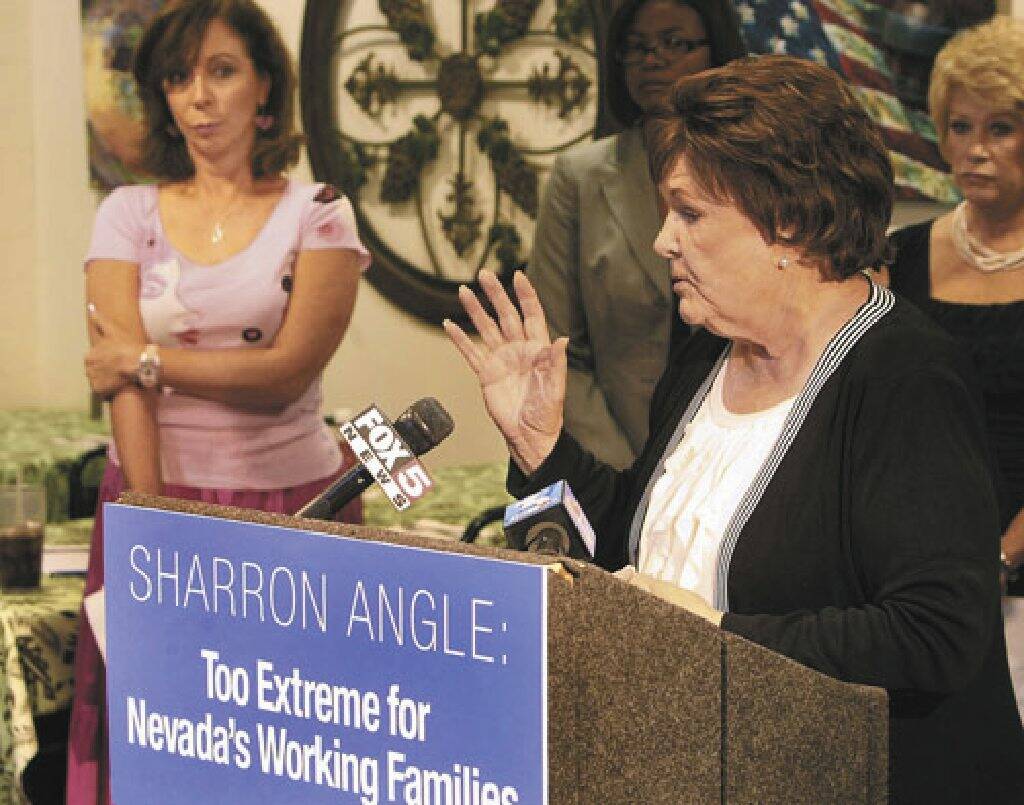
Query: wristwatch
1000 550 1019 583
135 344 162 389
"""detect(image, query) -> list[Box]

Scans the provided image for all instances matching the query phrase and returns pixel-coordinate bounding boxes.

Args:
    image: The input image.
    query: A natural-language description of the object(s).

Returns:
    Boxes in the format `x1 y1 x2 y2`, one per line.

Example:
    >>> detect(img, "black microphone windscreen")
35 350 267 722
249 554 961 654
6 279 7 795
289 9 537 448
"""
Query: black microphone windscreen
394 397 455 455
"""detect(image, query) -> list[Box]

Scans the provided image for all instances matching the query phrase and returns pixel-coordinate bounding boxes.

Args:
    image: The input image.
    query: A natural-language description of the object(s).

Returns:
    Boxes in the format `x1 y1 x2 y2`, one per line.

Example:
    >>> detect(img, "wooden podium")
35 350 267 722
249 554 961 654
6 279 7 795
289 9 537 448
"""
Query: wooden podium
119 493 888 804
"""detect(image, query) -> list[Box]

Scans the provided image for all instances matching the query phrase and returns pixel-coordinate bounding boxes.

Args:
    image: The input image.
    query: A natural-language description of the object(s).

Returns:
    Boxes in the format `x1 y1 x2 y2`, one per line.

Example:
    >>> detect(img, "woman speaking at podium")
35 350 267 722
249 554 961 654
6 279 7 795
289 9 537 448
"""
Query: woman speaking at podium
72 1 369 802
446 56 1024 802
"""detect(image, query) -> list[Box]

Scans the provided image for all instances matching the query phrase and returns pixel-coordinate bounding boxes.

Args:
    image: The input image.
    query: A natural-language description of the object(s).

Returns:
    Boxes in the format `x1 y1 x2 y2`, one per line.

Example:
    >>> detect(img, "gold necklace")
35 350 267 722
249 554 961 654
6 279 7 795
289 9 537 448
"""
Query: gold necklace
951 202 1024 273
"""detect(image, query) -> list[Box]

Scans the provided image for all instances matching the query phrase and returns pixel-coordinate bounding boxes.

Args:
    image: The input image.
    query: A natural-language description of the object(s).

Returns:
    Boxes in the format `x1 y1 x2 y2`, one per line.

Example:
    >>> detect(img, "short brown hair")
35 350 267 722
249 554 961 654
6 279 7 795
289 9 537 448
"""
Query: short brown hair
133 0 301 180
605 0 747 127
647 55 894 279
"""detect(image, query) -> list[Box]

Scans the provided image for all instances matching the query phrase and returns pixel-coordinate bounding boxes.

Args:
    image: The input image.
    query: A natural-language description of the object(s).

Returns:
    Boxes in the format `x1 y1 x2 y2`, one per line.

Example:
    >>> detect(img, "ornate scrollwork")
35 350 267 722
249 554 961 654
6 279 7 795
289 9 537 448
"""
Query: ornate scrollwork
378 0 435 60
301 0 598 324
439 174 484 257
528 50 591 118
380 114 440 203
477 118 538 218
475 0 542 56
344 54 401 117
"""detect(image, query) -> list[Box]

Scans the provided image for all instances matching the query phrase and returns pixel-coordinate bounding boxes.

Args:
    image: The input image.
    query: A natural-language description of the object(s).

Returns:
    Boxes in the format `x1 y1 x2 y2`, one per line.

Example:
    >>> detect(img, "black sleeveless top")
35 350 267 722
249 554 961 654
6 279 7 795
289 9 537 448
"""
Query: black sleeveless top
890 220 1024 579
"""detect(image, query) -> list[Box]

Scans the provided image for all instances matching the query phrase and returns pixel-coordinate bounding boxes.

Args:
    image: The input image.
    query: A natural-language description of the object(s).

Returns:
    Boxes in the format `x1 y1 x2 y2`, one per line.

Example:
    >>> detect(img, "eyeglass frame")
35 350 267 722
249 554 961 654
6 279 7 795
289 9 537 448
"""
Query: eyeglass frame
616 34 710 65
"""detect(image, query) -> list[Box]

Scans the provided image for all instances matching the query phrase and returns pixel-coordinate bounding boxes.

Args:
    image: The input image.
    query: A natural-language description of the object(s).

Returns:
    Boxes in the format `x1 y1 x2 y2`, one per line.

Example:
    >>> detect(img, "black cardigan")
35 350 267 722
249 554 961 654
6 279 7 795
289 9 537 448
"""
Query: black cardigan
510 286 1024 803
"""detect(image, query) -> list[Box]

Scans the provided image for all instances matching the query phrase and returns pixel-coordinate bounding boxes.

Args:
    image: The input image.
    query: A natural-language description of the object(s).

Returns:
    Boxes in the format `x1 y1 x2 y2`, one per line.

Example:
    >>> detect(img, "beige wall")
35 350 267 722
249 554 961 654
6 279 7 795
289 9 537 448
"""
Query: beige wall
0 0 41 406
1 0 505 467
1000 0 1024 18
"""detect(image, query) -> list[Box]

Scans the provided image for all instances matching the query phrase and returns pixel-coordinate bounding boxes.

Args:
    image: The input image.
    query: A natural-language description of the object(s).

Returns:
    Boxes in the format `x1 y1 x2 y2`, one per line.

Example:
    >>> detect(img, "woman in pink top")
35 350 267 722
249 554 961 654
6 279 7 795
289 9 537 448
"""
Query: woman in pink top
71 2 369 802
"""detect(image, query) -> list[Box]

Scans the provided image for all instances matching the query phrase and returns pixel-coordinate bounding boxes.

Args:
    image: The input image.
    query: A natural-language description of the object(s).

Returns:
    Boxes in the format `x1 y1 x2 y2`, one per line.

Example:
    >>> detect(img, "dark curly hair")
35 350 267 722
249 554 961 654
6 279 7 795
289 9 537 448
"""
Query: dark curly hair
133 0 301 179
646 55 894 279
605 0 747 128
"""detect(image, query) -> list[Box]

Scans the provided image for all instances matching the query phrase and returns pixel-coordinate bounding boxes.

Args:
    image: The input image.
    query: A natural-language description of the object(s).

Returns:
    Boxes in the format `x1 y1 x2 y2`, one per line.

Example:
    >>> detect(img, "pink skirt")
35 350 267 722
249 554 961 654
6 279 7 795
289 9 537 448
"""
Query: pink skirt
65 459 362 805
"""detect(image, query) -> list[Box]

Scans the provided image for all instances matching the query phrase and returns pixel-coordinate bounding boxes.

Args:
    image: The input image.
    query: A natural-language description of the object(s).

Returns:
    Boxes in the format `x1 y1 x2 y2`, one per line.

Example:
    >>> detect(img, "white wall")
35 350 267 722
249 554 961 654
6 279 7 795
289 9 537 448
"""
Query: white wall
1 0 505 467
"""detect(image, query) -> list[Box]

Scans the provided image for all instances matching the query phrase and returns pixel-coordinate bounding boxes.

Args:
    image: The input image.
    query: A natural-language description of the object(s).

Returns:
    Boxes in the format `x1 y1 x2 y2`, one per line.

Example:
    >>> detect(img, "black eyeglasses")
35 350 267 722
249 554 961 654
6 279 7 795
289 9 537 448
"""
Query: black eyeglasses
617 33 709 65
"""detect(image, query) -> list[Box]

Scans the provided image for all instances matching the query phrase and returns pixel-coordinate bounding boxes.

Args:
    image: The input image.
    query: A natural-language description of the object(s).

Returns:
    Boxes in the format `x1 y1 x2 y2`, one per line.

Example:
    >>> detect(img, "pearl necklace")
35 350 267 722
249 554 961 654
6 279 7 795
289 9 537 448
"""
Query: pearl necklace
951 201 1024 273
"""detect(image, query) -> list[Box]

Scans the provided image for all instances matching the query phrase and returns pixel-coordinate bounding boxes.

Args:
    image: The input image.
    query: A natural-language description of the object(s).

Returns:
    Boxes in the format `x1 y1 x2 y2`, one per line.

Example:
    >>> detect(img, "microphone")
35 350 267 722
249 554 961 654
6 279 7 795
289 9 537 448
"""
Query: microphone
297 398 454 520
502 480 595 560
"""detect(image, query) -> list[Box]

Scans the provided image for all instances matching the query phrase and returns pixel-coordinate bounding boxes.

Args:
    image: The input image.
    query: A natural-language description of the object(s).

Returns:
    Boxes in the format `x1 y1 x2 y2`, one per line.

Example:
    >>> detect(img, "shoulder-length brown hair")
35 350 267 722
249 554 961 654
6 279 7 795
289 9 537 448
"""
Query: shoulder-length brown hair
647 55 894 279
133 0 301 180
605 0 747 128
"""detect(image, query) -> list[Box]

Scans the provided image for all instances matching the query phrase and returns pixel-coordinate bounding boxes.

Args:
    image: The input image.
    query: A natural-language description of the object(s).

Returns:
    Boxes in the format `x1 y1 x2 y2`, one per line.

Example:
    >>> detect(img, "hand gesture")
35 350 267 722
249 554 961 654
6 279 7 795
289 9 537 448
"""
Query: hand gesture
444 270 567 475
84 303 141 397
614 567 723 626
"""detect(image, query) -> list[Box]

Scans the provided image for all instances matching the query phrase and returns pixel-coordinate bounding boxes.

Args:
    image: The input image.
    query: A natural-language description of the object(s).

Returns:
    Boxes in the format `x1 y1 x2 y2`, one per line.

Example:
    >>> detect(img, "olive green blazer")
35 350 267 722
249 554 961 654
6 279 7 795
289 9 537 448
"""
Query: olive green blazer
528 127 675 469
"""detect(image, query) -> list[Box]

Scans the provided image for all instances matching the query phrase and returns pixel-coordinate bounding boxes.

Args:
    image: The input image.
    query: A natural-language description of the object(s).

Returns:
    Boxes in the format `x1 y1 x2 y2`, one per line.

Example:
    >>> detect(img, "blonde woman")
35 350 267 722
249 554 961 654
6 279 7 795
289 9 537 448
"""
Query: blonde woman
888 16 1024 715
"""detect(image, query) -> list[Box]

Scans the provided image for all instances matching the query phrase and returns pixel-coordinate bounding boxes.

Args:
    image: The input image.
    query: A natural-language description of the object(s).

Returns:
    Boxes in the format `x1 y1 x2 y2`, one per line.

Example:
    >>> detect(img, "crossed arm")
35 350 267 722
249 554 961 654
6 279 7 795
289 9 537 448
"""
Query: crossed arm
84 248 362 490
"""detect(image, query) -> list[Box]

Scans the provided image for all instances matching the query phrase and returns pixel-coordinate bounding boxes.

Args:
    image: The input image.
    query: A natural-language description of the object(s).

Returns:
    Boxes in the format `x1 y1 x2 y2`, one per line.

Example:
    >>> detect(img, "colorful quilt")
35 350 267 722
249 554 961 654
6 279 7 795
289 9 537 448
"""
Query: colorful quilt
736 0 960 203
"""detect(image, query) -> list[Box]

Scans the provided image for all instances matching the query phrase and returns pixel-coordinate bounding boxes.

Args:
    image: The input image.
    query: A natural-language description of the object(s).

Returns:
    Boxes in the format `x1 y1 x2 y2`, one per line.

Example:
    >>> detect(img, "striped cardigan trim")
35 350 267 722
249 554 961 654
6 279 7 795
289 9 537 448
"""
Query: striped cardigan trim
713 280 896 611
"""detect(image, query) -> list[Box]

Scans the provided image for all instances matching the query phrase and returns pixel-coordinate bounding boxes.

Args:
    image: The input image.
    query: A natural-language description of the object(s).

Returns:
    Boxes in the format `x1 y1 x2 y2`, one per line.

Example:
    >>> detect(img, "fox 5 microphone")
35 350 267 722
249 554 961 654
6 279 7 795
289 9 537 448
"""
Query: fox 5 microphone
502 480 595 560
297 398 454 520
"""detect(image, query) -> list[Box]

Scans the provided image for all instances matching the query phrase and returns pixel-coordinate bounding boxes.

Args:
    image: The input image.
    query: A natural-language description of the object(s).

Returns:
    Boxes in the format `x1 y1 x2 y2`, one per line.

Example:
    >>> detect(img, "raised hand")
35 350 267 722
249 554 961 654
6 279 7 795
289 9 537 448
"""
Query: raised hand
443 270 567 475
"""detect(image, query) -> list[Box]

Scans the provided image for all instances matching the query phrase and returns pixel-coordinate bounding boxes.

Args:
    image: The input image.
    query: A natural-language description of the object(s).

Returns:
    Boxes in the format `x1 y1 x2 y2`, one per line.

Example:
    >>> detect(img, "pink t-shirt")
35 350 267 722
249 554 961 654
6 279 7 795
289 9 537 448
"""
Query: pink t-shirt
85 180 370 489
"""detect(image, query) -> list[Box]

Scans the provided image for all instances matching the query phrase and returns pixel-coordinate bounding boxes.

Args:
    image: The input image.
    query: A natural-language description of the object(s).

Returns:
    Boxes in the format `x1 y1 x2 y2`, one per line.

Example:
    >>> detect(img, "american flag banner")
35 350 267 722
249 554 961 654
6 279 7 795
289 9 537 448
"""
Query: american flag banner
735 0 960 203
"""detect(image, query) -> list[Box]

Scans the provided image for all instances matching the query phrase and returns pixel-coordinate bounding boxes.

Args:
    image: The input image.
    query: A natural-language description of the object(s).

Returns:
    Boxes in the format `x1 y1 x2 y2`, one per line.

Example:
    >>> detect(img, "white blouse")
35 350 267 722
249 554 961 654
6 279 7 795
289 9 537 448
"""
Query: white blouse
637 361 796 607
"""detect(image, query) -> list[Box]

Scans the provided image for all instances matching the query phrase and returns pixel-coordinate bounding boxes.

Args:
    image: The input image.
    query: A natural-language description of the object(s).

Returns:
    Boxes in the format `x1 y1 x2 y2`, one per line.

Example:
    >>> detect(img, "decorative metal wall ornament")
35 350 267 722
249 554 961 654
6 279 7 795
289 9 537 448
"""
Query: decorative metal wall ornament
301 0 599 325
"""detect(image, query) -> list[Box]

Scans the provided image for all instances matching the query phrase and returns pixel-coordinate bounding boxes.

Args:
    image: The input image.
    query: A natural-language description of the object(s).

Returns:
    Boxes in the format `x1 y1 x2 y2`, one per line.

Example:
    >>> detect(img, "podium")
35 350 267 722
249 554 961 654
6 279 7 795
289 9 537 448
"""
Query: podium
107 493 887 804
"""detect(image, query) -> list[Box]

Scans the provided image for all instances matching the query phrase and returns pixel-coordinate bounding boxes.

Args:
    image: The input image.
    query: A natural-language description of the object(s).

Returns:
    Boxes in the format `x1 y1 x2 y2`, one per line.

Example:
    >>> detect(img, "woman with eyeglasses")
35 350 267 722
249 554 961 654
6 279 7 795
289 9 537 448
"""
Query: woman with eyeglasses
527 0 746 469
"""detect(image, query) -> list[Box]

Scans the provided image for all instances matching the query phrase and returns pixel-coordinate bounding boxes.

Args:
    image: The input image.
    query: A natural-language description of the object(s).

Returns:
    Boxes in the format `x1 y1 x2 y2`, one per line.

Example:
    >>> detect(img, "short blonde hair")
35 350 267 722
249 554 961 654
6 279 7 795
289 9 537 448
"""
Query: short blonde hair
929 16 1024 149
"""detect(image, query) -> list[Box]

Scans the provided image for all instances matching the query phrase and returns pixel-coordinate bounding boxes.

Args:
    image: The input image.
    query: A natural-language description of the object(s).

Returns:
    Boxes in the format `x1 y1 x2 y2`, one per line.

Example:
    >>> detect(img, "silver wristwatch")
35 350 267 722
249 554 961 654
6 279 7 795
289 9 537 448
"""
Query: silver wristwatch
135 344 162 389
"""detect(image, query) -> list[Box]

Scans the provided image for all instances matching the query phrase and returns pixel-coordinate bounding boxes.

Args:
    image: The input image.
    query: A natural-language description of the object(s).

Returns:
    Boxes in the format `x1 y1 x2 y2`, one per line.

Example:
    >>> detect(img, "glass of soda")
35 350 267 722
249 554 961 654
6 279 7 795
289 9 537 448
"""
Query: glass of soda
0 455 45 590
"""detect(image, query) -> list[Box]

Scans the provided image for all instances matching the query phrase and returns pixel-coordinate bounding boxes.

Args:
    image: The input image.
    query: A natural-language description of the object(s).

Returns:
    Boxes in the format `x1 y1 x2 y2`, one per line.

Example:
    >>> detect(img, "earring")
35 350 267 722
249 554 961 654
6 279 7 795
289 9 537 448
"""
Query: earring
255 106 274 132
777 256 790 270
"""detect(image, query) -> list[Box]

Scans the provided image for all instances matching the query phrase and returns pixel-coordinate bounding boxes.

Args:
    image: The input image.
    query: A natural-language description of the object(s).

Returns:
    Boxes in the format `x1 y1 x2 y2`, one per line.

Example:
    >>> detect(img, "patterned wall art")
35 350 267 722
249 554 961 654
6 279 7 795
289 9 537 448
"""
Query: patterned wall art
301 0 602 324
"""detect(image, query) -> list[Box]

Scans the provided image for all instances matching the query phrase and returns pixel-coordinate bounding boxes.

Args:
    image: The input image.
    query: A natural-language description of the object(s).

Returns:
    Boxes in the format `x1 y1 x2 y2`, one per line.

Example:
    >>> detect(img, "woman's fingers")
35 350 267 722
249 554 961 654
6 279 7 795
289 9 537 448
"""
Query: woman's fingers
454 271 546 350
551 336 568 396
442 318 483 375
86 302 106 337
514 271 550 344
614 565 639 582
87 302 132 342
478 270 525 343
457 285 504 350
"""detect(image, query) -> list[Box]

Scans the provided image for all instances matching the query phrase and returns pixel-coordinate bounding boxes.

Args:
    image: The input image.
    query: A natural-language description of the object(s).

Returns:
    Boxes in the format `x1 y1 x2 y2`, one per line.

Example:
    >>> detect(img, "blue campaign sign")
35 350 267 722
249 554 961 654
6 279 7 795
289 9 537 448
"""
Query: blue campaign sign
104 504 548 804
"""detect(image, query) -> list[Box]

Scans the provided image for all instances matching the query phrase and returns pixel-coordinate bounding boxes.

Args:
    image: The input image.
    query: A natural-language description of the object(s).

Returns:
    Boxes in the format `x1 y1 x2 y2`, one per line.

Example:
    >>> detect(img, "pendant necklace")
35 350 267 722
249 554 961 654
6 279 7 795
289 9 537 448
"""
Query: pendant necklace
207 189 247 245
211 221 227 245
951 201 1024 273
